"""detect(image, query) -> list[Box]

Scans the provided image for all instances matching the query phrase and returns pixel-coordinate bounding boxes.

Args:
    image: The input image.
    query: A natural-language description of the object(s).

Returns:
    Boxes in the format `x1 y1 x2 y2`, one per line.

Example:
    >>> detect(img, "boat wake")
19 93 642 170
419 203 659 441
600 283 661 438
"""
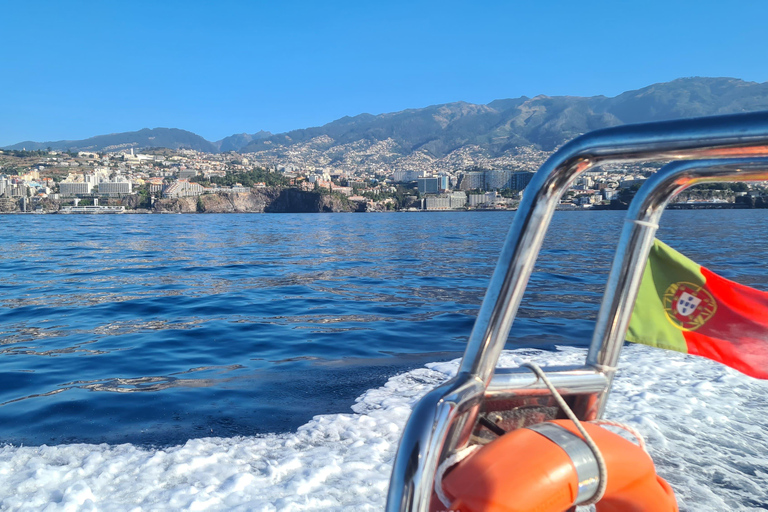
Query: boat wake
1 345 766 511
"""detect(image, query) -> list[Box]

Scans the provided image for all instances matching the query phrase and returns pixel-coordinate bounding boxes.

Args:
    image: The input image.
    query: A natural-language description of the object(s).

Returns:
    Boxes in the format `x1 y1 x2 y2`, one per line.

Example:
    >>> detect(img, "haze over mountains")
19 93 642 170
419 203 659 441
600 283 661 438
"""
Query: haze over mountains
6 77 768 159
5 128 273 154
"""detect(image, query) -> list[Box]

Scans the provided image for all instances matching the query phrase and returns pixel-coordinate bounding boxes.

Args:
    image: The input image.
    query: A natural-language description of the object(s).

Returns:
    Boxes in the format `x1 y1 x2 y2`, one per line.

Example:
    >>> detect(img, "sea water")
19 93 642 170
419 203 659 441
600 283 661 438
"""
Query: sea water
1 210 767 510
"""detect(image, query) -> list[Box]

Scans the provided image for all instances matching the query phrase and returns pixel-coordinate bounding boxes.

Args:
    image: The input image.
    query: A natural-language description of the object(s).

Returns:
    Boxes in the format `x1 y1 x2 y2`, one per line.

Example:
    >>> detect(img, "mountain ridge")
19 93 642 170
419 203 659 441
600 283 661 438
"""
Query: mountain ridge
5 128 219 153
5 77 768 157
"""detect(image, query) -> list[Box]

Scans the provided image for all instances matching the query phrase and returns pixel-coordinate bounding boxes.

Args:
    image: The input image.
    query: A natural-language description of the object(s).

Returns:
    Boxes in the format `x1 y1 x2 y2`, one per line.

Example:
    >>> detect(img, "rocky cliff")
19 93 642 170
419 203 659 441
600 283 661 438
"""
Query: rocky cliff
0 187 356 214
0 198 20 212
264 188 353 213
153 188 355 213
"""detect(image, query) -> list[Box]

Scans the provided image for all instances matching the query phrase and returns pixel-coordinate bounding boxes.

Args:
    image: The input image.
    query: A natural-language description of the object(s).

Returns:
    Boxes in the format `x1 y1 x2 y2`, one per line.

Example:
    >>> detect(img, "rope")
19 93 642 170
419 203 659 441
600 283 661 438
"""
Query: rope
432 363 649 509
434 444 483 508
521 362 608 506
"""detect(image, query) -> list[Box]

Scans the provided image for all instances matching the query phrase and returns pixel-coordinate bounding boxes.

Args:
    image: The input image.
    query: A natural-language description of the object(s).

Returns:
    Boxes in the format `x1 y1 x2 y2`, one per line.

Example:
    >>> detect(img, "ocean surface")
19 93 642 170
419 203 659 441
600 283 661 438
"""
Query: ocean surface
1 210 768 510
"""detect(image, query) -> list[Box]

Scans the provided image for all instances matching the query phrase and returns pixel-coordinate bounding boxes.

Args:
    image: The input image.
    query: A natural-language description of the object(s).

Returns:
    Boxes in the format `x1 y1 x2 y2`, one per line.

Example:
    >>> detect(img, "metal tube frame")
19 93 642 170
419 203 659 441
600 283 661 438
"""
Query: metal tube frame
586 157 768 415
386 111 768 512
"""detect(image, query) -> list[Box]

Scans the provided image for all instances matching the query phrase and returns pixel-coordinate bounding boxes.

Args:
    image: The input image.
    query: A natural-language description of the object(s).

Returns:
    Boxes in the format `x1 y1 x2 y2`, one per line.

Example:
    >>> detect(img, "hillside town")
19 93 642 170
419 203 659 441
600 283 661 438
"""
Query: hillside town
1 146 767 214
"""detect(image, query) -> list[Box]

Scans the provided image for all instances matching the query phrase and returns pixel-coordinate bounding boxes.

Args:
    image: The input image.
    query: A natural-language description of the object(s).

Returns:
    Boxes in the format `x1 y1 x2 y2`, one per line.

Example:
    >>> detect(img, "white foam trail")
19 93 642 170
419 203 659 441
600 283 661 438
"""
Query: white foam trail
1 345 766 511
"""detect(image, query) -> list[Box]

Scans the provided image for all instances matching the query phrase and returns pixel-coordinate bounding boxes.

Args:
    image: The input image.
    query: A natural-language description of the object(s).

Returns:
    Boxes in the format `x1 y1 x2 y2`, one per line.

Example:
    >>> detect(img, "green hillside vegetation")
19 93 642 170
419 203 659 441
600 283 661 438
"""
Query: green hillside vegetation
1 149 51 158
191 168 289 188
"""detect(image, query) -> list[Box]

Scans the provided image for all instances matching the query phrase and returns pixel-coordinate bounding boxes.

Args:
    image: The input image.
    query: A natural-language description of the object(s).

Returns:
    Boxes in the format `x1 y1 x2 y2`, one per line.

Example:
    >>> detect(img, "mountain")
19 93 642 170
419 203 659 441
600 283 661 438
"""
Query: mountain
241 77 768 155
215 130 272 153
6 78 768 158
5 128 219 153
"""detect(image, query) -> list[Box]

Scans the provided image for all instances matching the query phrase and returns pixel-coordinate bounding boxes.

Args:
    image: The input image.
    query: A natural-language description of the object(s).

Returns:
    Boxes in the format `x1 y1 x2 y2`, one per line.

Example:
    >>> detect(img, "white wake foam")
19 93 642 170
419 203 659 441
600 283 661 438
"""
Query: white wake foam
1 345 766 511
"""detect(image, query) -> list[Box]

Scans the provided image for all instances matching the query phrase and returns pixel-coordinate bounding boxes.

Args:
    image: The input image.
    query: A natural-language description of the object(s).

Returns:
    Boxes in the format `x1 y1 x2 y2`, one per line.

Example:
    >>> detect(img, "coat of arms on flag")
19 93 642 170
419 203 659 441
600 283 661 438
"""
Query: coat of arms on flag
675 291 701 316
662 282 716 331
626 239 768 379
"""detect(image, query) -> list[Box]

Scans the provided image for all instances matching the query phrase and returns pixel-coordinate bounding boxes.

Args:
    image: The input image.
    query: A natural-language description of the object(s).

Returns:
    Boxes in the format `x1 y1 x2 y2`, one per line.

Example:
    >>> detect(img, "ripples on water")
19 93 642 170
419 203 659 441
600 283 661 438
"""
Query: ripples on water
1 211 766 446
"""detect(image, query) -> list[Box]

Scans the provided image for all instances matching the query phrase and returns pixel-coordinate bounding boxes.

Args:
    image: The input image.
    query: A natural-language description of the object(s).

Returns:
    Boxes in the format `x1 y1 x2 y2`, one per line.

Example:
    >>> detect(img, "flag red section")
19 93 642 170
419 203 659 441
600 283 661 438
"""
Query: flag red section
685 267 768 379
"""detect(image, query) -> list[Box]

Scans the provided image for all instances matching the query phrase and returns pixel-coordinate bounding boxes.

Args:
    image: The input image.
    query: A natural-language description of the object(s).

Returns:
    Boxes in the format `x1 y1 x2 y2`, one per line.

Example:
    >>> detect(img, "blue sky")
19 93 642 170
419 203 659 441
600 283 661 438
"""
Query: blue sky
1 0 767 146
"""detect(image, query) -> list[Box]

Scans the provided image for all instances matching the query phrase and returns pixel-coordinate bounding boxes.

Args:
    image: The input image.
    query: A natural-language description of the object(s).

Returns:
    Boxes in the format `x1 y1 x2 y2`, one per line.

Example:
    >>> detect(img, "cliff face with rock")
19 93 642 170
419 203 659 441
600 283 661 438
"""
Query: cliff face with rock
0 198 20 212
153 188 355 214
264 188 354 213
0 187 358 213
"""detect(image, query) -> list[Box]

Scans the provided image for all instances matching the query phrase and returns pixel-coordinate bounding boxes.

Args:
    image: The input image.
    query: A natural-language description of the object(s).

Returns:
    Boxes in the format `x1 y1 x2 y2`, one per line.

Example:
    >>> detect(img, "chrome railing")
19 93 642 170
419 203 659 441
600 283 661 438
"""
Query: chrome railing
587 157 768 415
386 111 768 512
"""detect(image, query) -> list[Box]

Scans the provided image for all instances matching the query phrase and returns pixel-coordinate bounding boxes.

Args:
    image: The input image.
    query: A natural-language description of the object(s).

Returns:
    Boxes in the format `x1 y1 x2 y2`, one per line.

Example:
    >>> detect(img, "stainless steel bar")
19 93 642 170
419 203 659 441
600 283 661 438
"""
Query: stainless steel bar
586 157 768 416
486 366 607 399
386 374 484 512
461 112 768 386
387 112 768 512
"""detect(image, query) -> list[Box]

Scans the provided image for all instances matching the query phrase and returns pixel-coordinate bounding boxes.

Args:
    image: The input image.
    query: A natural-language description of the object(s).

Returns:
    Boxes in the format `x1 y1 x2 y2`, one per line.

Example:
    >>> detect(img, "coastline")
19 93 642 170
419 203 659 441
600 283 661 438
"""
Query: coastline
1 186 763 215
1 203 759 214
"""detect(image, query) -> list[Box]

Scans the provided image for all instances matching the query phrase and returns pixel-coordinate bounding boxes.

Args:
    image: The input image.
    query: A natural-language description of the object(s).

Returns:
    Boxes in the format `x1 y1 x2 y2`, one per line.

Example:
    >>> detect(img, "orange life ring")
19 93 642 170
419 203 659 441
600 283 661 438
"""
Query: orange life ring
435 419 678 512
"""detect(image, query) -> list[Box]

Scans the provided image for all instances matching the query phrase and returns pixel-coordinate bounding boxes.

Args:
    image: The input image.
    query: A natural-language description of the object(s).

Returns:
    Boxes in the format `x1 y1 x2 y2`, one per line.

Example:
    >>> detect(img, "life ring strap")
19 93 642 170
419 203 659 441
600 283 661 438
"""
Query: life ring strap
527 422 600 505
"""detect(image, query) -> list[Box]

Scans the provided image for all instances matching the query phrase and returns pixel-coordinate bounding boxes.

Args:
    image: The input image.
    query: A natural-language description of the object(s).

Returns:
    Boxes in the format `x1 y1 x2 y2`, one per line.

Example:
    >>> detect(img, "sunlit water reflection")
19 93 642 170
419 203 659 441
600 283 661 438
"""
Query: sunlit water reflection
1 211 766 446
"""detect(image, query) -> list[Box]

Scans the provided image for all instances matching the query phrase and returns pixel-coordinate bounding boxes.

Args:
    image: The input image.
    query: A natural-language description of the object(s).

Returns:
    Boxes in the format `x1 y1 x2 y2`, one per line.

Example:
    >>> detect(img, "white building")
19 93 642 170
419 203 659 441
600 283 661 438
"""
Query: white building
163 180 204 198
449 191 467 209
425 191 467 210
469 191 499 207
99 178 133 197
392 170 423 182
308 172 331 183
85 173 100 189
425 195 450 210
59 181 93 197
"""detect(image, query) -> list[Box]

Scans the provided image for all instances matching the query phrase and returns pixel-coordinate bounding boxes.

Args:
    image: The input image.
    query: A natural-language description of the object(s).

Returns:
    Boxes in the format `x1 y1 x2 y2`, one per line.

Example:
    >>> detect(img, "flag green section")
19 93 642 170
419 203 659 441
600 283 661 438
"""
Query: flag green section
625 240 705 353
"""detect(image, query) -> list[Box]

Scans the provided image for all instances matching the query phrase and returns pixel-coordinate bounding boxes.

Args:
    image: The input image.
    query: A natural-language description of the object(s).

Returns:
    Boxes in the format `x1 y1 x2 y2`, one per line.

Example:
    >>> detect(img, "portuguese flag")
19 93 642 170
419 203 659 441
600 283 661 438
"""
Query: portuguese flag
626 239 768 379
